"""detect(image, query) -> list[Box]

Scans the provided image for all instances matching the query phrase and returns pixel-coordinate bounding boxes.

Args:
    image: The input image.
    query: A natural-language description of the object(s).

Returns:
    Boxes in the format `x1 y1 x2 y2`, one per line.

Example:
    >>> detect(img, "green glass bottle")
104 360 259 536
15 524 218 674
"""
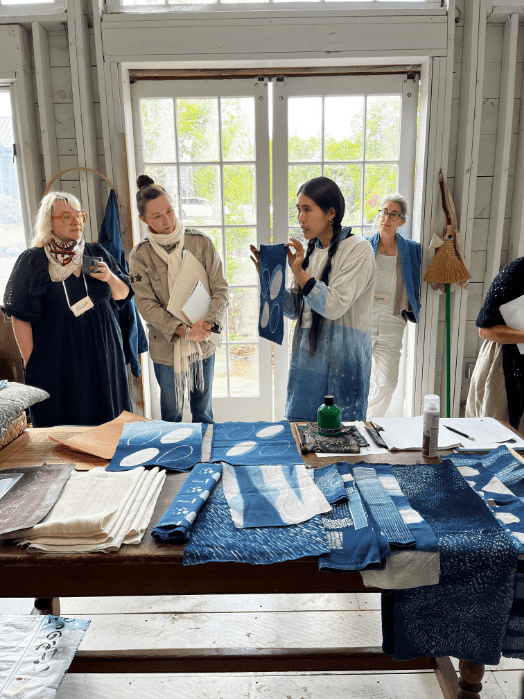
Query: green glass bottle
317 395 341 437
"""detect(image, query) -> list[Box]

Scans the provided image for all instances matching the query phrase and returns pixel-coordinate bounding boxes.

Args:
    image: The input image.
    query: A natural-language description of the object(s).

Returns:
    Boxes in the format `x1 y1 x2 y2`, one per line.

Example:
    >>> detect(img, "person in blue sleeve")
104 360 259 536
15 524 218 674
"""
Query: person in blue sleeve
2 192 132 427
365 193 421 418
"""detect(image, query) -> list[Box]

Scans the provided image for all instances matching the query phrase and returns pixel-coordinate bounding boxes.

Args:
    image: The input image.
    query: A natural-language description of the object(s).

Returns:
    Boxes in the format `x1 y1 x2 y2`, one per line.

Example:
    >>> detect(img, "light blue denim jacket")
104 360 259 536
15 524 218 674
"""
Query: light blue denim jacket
365 231 422 323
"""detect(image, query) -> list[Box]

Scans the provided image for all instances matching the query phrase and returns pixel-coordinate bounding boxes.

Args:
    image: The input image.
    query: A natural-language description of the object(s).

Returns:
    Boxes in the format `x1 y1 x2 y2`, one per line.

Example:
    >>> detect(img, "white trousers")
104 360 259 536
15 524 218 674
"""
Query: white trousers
367 306 406 419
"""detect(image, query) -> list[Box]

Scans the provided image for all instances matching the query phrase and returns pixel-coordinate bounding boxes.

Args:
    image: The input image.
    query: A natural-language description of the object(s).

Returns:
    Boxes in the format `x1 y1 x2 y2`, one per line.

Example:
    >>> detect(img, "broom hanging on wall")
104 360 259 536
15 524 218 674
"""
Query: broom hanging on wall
423 171 471 418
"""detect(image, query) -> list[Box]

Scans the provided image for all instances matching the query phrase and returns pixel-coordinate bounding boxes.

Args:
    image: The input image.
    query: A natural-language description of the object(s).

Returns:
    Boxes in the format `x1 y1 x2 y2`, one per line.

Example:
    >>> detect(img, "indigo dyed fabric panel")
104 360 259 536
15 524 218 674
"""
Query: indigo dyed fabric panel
222 464 331 528
210 421 300 466
353 466 415 548
314 463 383 572
258 243 287 345
151 463 223 544
183 480 330 566
383 460 517 665
107 420 202 472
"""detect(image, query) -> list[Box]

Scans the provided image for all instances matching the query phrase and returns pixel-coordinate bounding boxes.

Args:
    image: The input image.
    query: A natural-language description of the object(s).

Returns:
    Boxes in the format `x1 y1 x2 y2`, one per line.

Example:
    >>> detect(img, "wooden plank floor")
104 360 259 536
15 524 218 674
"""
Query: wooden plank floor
1 594 523 698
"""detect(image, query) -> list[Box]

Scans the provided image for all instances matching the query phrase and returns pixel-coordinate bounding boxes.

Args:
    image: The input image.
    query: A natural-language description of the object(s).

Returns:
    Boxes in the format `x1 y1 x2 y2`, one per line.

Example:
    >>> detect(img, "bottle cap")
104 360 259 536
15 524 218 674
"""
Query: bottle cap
424 394 440 411
324 395 335 406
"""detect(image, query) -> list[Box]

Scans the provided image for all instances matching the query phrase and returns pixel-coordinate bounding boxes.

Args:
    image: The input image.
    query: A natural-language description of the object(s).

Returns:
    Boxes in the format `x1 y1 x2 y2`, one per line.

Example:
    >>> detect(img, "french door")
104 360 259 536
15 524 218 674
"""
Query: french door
131 73 418 422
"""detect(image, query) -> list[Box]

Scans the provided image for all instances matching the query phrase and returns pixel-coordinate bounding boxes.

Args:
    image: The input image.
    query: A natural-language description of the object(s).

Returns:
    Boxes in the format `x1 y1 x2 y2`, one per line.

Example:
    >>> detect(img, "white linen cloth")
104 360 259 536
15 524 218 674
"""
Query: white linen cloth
18 467 165 553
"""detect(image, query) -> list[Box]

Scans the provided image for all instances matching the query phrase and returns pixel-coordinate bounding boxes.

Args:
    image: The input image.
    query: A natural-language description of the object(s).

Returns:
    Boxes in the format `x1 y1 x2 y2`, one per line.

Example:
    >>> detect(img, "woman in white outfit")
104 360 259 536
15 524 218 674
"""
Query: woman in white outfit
365 194 422 419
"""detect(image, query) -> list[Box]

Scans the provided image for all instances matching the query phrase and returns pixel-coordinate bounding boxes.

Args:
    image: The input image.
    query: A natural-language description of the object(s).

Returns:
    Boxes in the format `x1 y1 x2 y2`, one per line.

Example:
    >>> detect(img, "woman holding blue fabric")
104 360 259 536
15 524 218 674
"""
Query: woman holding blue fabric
364 194 421 418
251 176 375 422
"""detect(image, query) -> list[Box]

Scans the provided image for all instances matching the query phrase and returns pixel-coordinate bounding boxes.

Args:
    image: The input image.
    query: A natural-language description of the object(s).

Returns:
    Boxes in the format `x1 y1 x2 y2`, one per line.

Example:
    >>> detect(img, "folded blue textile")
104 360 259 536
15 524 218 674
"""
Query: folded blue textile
314 463 383 573
222 463 330 528
183 480 330 565
151 463 223 544
449 446 524 500
107 420 202 472
352 462 439 554
210 421 300 466
258 243 287 345
382 460 518 665
353 466 416 548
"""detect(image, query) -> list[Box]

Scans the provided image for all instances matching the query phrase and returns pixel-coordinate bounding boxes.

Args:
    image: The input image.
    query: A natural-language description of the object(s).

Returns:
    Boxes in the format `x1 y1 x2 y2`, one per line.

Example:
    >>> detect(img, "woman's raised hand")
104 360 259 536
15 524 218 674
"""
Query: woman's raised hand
249 244 260 273
285 238 306 276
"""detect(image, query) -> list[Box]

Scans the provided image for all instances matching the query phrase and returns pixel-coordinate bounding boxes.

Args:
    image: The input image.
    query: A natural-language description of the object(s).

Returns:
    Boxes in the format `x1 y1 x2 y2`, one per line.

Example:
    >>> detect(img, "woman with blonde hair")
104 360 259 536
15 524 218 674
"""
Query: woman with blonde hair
2 191 133 427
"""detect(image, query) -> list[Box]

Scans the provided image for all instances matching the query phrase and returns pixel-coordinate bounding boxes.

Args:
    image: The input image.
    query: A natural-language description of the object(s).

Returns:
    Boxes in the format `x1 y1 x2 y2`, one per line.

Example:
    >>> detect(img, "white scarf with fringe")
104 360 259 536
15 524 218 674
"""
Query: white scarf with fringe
148 220 204 413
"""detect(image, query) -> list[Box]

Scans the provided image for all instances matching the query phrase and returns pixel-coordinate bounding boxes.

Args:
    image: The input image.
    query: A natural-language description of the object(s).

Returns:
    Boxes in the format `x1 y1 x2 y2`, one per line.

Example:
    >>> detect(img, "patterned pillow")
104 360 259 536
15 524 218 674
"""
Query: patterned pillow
0 382 49 441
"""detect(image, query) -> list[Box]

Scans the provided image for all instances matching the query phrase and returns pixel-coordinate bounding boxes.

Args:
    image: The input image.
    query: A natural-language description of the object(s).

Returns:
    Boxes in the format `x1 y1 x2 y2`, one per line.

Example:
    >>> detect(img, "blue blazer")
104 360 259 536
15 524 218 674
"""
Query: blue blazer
365 231 422 323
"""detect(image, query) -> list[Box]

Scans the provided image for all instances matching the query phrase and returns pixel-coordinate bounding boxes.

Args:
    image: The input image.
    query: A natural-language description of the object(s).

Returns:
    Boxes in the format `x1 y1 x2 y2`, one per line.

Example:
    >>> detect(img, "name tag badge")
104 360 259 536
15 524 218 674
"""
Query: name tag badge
70 295 94 317
374 292 390 304
302 309 313 328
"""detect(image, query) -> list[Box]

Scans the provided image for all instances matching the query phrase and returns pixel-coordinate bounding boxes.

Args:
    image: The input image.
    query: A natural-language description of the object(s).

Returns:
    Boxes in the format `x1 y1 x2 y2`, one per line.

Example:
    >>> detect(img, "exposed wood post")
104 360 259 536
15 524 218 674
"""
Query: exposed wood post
67 0 100 241
448 0 486 415
32 22 60 190
508 17 524 262
484 13 518 285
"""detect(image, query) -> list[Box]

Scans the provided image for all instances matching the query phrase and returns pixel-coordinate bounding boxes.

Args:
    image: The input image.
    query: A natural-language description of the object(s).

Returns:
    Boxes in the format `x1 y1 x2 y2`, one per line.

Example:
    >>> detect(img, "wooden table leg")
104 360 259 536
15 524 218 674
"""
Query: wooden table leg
31 597 60 616
458 659 484 699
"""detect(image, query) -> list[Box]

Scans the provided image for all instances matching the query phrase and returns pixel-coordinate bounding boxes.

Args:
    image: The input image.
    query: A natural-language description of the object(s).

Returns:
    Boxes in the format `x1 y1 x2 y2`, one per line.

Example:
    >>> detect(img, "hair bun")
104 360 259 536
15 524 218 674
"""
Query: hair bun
137 174 154 189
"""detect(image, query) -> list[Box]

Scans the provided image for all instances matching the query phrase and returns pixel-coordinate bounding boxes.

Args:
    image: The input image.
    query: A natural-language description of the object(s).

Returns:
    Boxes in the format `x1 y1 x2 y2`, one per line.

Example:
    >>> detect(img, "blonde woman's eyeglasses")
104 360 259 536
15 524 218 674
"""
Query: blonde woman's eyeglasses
378 210 403 222
52 211 88 224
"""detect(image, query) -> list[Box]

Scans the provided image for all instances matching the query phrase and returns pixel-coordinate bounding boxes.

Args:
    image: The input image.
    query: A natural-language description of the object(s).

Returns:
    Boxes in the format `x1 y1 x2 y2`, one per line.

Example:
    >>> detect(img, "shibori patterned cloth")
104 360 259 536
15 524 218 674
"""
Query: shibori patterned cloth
182 479 330 566
314 463 384 572
381 460 519 666
152 463 223 545
258 243 287 345
351 463 440 590
448 447 524 659
221 463 331 528
210 421 300 466
107 421 202 472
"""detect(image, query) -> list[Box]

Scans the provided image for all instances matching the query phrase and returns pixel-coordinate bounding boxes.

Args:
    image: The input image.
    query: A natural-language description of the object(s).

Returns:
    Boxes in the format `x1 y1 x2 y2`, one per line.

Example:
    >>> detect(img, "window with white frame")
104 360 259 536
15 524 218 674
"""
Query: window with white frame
110 0 441 10
0 89 25 299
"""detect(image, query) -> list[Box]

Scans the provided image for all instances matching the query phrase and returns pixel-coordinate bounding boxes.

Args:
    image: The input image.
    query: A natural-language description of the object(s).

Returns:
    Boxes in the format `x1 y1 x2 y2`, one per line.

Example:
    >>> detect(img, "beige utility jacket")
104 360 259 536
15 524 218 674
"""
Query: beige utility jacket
129 229 228 366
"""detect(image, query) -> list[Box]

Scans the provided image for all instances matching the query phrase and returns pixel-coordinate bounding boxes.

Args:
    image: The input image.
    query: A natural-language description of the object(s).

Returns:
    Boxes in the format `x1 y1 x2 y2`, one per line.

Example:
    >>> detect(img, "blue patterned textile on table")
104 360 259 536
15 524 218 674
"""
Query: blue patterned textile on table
447 448 524 659
349 463 440 555
151 463 223 544
258 243 287 345
183 480 330 565
107 420 202 472
354 466 416 548
222 463 331 528
314 463 383 572
210 421 300 466
381 460 518 665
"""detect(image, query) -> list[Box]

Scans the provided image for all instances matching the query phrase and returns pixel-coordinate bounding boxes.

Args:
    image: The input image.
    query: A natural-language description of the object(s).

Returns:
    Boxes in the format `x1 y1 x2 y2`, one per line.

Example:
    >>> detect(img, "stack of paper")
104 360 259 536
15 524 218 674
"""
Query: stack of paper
371 417 462 451
500 294 524 354
167 251 221 347
446 417 524 452
16 466 165 553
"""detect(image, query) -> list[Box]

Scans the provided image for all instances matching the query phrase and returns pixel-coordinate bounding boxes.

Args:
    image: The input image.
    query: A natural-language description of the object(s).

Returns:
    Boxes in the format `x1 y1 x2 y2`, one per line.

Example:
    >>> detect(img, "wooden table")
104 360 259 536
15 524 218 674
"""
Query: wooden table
0 427 485 699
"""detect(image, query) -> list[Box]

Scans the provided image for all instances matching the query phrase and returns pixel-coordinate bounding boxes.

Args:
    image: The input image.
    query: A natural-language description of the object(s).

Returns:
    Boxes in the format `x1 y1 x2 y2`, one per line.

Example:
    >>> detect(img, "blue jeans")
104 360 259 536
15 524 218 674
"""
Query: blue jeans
153 354 215 424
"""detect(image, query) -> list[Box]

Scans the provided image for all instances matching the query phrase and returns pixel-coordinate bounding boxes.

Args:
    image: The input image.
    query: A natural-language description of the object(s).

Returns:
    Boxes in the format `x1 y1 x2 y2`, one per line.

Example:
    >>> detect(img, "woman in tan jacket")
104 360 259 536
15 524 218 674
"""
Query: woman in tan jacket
130 175 228 423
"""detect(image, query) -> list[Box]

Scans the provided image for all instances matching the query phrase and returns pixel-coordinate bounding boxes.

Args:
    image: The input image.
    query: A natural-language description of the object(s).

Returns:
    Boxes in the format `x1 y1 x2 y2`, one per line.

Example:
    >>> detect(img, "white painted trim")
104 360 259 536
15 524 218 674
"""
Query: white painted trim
32 22 60 188
449 0 486 416
105 2 444 19
67 0 101 241
484 13 518 281
508 30 524 261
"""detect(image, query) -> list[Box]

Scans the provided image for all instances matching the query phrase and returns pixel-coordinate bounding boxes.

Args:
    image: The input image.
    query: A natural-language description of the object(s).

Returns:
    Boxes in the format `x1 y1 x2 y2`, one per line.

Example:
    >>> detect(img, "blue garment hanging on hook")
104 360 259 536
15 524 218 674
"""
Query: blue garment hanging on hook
98 189 148 377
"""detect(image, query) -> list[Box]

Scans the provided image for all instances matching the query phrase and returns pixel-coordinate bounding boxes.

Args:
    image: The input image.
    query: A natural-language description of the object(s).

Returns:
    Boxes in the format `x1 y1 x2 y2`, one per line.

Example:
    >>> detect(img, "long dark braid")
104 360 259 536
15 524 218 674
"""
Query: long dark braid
293 177 348 356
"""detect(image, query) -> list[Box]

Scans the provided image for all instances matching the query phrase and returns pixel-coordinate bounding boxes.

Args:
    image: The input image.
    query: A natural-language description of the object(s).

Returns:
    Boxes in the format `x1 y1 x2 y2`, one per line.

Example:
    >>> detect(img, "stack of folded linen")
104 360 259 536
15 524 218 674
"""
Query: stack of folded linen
16 466 165 553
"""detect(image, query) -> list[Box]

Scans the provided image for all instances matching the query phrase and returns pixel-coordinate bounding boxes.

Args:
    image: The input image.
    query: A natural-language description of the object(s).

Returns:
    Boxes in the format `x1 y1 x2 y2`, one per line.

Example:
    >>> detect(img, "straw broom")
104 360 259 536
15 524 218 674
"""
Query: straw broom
424 227 471 417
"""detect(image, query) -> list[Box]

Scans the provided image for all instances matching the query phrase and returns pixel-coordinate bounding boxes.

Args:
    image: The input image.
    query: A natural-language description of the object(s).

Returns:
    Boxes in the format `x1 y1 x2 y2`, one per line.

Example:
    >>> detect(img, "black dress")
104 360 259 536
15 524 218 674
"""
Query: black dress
476 257 524 430
2 243 133 427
